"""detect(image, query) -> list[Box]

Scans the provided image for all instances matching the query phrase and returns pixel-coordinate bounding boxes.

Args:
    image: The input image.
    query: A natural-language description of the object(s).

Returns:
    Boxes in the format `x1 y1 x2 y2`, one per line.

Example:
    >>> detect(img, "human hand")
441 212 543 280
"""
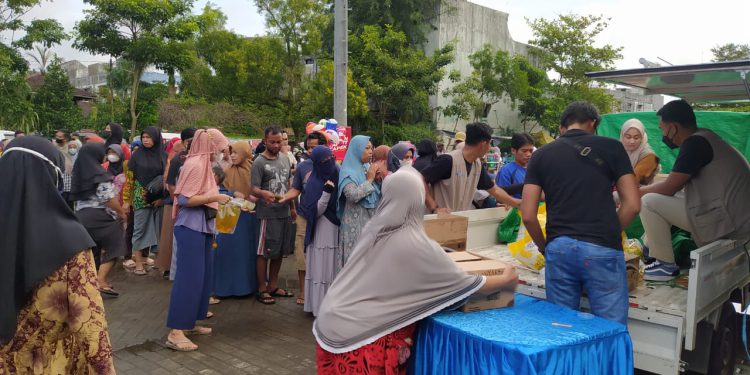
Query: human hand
366 162 380 181
123 203 131 213
290 208 298 220
323 180 335 193
261 191 275 204
234 191 246 199
434 207 451 215
152 199 164 207
215 194 231 205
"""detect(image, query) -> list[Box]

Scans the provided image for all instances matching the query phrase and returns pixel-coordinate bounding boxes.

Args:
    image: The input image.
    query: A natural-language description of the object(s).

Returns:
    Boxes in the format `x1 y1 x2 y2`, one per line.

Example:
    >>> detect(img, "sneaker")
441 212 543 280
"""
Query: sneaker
644 260 679 281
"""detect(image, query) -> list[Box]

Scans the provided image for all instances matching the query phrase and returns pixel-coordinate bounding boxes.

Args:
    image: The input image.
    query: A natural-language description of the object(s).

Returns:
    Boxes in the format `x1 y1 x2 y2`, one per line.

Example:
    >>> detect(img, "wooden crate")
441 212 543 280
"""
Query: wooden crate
424 213 468 251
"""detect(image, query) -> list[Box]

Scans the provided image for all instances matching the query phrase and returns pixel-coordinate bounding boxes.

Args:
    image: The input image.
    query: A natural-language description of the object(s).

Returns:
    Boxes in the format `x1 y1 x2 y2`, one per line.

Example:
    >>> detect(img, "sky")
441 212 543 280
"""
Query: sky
3 0 749 71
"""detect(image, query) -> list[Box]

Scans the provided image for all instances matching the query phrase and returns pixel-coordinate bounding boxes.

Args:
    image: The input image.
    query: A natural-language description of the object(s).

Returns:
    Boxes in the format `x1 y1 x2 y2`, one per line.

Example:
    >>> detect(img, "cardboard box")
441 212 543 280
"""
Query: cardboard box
455 259 515 312
446 252 482 262
625 253 641 292
456 260 508 276
424 213 468 251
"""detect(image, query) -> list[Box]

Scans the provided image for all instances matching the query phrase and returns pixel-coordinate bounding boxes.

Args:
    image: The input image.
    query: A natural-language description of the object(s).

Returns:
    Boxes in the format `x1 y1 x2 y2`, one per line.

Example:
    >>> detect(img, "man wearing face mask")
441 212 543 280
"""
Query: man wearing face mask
639 100 750 281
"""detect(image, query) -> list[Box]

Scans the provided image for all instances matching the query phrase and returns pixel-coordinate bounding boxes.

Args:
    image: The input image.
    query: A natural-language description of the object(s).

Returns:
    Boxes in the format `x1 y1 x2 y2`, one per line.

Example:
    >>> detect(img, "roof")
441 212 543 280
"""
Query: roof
25 73 97 99
585 60 750 103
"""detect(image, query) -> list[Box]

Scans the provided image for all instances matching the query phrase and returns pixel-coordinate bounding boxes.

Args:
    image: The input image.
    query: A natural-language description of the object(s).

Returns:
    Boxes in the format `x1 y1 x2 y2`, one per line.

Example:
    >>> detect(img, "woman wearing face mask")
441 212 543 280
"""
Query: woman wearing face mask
387 143 416 173
0 136 115 374
71 143 128 297
123 127 167 275
620 119 660 185
336 135 384 275
166 129 231 352
103 123 131 161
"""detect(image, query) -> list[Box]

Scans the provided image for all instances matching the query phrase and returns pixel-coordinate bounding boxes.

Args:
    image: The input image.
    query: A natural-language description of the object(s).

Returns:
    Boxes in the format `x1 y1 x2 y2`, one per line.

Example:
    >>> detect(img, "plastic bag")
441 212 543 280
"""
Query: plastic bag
216 202 242 234
497 208 522 243
508 204 546 270
623 237 643 258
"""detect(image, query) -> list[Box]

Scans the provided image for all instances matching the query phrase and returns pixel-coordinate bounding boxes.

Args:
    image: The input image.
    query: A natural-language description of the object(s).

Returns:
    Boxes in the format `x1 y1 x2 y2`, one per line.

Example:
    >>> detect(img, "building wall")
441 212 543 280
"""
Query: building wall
608 87 665 113
424 0 535 135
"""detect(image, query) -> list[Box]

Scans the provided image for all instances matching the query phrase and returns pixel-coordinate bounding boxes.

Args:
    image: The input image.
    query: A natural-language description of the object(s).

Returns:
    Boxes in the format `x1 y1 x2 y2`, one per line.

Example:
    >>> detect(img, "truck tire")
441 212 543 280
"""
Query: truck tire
707 301 739 375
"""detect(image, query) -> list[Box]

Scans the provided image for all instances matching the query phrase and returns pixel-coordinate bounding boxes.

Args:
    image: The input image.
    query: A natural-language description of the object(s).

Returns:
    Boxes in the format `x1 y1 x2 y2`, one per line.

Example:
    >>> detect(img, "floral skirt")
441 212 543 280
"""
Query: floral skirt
0 251 115 374
317 324 417 375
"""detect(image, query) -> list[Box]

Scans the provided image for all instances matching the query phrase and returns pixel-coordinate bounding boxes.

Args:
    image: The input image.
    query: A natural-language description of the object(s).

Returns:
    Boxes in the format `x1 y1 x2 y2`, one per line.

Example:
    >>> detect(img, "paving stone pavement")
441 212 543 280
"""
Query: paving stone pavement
104 258 317 374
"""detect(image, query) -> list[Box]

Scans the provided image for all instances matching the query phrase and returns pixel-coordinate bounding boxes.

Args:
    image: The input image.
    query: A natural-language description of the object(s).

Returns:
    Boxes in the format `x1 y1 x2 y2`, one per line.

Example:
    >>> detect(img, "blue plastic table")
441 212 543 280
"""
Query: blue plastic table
411 294 633 375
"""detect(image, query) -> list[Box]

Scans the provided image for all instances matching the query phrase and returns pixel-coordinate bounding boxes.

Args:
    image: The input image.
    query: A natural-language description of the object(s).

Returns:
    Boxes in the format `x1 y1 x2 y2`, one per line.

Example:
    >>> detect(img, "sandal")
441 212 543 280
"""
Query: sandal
256 292 276 305
133 268 148 276
165 337 198 352
296 297 305 306
205 311 214 319
122 259 136 269
98 286 120 297
209 297 221 305
270 288 294 298
185 326 212 336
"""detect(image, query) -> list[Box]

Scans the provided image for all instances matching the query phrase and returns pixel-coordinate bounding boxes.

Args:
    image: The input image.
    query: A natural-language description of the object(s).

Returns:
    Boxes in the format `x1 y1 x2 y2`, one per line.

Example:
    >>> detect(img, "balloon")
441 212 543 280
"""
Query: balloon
325 129 340 145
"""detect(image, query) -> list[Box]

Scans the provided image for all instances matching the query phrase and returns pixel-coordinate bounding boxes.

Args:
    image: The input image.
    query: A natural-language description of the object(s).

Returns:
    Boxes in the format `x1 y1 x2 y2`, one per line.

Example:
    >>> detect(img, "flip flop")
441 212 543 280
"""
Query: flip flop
133 268 148 276
256 292 276 305
296 297 305 306
270 288 294 298
209 297 221 305
98 286 120 297
185 326 212 336
205 311 214 319
165 337 198 352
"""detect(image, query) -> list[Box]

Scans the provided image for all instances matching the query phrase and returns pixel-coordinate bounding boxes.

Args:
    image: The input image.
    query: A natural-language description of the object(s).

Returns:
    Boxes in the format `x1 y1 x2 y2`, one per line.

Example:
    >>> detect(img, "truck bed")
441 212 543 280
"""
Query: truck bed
470 245 689 318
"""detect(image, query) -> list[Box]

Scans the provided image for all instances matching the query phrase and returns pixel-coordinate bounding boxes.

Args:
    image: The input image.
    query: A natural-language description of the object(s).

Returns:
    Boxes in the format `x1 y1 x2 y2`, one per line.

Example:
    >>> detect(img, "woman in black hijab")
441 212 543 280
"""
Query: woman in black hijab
414 138 438 172
0 136 115 373
71 143 128 296
124 126 167 274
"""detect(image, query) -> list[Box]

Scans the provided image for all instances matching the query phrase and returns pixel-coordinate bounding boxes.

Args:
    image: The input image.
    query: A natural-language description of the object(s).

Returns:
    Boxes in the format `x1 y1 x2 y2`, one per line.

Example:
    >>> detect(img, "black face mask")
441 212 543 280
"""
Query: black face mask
662 126 679 149
100 131 111 138
55 139 65 144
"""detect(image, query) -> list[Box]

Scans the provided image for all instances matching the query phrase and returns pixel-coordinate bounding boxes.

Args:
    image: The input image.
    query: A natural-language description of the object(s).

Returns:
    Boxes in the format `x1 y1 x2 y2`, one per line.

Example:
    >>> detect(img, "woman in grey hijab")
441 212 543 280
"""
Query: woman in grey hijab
387 142 416 173
313 167 518 373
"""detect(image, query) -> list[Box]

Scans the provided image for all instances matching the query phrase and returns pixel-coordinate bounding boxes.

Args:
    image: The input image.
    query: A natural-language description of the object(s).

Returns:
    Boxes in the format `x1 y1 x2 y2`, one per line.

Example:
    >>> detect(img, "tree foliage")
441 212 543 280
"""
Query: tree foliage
710 43 750 62
527 14 622 134
349 25 453 141
346 0 449 46
31 59 82 134
75 0 197 138
300 60 368 123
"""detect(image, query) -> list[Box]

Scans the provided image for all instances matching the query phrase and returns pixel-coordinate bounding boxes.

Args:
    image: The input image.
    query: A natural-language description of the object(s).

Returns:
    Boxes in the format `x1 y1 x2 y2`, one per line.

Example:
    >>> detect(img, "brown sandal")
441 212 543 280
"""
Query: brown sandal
165 337 198 352
256 291 276 305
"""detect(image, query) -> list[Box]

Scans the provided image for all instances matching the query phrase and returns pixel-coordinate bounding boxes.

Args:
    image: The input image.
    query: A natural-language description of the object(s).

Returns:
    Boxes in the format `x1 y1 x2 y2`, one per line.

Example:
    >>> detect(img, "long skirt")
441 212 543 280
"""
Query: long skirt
167 226 213 330
0 251 115 374
132 206 163 252
316 323 417 375
213 211 259 297
155 204 174 271
304 216 338 316
76 208 127 263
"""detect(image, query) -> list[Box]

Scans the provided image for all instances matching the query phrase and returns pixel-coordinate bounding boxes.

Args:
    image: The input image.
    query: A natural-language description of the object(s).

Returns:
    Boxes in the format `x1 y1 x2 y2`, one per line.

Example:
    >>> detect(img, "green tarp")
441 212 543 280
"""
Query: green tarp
597 111 750 172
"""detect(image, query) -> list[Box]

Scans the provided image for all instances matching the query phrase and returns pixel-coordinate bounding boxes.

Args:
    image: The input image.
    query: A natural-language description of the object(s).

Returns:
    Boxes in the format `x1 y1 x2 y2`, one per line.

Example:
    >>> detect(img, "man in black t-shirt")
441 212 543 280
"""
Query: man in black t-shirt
522 101 640 325
421 123 520 213
640 100 750 281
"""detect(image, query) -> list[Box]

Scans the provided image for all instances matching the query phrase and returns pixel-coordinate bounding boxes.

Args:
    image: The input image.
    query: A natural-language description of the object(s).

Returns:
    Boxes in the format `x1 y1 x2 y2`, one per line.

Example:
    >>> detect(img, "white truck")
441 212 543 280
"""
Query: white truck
433 59 750 375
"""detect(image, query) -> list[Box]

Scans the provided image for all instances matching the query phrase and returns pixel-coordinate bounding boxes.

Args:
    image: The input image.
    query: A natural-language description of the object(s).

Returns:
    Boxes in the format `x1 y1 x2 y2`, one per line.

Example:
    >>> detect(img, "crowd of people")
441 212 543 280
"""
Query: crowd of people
1 98 749 374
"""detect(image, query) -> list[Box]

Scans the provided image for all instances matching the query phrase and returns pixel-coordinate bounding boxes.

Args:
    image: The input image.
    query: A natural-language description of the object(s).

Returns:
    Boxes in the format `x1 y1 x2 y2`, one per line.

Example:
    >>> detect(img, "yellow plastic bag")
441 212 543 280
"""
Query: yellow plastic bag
216 203 241 234
508 204 547 270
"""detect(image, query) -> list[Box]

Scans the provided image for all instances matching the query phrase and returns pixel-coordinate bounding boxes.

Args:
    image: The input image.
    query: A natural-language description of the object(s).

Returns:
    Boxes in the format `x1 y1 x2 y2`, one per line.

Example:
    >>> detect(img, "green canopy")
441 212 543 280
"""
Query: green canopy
597 111 750 173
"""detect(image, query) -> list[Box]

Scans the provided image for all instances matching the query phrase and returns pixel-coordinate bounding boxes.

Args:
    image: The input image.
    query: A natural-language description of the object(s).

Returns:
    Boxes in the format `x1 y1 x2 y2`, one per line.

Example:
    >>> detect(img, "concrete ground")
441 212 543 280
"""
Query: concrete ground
104 257 317 374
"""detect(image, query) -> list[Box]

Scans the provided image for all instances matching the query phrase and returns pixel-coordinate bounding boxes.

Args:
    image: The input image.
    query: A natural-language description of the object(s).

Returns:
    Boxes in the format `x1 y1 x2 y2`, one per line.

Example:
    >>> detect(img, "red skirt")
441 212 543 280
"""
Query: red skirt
317 323 417 375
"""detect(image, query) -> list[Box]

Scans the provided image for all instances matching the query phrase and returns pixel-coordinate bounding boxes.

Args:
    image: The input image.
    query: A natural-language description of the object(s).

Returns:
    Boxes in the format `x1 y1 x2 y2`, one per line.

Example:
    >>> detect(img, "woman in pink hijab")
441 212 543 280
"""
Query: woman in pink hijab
165 129 231 352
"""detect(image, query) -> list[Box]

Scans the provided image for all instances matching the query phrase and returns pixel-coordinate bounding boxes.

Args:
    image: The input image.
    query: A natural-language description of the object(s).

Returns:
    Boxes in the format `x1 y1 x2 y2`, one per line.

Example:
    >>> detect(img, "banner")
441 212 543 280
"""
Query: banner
332 126 352 161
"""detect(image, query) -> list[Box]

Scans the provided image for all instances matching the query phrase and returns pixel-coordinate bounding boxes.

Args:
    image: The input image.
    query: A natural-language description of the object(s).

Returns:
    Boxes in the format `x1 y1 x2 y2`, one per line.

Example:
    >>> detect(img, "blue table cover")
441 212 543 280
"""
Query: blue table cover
411 294 633 375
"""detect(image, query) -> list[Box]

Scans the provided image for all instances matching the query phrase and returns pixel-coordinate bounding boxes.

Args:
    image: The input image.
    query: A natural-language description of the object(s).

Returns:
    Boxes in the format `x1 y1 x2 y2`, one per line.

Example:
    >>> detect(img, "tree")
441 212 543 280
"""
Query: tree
527 14 622 133
350 25 454 141
442 45 529 126
346 0 451 46
31 59 82 133
255 0 330 132
300 60 368 123
710 43 750 62
75 0 197 139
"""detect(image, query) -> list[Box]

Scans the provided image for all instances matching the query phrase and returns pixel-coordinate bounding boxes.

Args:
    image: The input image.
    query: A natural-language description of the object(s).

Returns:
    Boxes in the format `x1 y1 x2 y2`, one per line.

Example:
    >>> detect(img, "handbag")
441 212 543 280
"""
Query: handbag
144 174 165 203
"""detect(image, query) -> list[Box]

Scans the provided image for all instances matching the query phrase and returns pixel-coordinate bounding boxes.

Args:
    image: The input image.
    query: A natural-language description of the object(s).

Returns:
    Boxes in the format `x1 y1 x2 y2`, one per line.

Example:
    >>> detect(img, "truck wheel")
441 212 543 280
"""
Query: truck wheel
707 301 739 375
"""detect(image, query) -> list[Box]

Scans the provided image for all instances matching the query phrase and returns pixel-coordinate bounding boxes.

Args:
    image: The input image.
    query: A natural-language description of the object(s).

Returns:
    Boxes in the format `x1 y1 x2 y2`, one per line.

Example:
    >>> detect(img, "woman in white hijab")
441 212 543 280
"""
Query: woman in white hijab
313 167 518 374
620 119 660 185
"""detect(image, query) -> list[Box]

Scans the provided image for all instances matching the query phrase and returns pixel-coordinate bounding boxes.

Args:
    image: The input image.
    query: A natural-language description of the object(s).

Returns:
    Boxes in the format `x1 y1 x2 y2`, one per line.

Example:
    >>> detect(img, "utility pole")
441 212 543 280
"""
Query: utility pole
333 0 348 127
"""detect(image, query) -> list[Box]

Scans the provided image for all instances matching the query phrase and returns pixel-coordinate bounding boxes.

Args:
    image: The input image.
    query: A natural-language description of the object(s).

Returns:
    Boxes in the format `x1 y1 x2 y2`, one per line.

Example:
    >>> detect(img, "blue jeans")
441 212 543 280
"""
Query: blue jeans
545 236 629 325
